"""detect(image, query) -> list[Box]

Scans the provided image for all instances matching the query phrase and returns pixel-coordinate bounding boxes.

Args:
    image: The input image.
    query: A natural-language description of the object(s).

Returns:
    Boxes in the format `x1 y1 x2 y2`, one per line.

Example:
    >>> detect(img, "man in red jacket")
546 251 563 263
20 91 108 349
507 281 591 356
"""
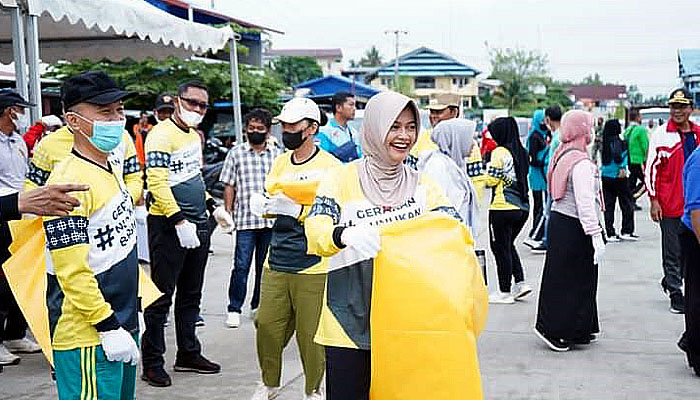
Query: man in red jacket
645 88 700 314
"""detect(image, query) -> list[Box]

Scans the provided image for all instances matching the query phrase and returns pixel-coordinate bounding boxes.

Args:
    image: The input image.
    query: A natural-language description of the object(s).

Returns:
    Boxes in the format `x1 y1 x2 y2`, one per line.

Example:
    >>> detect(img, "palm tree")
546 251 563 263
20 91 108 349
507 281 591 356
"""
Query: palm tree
360 46 384 67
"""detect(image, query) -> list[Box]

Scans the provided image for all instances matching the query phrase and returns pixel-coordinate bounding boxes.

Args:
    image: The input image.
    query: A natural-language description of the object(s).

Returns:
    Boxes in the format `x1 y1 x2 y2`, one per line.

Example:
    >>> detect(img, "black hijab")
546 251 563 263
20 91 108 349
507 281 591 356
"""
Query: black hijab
488 117 529 200
601 119 624 165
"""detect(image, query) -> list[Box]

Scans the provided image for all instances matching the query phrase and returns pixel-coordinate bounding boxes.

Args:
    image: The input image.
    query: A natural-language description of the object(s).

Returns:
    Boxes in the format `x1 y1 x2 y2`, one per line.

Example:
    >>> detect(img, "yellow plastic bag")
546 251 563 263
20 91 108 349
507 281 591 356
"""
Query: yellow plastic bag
3 218 162 366
371 212 488 400
267 180 320 205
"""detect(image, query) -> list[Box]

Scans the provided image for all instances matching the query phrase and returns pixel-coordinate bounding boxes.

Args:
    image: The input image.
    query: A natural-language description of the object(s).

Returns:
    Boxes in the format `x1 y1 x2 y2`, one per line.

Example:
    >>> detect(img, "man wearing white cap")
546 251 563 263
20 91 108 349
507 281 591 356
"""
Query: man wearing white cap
249 97 339 400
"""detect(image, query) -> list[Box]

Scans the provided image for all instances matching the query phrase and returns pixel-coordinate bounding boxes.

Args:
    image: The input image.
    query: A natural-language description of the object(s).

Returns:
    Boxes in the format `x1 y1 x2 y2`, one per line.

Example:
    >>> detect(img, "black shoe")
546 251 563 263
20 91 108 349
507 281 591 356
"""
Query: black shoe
573 334 598 345
142 367 172 387
534 327 570 352
174 354 221 374
195 315 206 327
633 204 642 211
530 243 547 254
671 293 685 314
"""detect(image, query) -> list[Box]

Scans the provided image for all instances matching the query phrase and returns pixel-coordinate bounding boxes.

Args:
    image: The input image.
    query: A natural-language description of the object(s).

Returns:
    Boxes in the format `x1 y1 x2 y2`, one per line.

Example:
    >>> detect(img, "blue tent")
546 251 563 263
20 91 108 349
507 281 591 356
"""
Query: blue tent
294 75 380 99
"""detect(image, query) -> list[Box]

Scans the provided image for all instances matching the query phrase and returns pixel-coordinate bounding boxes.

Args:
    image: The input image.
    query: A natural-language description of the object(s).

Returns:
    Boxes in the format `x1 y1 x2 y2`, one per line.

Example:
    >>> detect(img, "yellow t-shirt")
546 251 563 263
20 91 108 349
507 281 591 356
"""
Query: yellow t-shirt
410 130 439 159
484 146 528 211
305 162 462 349
44 152 138 350
264 147 341 274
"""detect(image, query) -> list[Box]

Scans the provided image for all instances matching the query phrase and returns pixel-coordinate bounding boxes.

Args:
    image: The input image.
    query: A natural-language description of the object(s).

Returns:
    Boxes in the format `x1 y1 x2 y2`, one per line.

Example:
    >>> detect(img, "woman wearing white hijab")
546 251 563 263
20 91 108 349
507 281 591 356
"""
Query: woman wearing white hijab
305 91 479 399
418 118 480 230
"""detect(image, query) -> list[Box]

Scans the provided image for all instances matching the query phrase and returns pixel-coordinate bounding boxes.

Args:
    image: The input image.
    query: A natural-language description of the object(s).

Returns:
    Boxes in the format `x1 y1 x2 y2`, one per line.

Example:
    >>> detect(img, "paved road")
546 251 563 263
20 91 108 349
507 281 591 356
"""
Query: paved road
2 197 699 399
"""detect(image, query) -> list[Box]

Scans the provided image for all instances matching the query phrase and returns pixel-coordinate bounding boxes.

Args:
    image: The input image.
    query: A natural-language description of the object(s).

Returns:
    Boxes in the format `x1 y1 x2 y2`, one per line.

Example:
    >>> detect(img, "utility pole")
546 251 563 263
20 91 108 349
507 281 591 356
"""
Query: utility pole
385 30 407 90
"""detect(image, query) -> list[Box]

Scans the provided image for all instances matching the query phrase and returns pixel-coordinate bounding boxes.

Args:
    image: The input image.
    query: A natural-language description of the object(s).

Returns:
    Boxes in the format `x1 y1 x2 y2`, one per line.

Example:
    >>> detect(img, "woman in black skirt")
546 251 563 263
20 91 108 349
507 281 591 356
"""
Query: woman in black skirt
534 110 607 352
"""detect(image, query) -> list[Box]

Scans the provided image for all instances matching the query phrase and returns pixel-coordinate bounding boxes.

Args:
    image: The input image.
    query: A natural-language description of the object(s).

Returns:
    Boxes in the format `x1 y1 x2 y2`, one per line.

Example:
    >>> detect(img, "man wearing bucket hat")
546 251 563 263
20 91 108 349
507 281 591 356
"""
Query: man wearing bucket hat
645 88 700 314
249 97 339 400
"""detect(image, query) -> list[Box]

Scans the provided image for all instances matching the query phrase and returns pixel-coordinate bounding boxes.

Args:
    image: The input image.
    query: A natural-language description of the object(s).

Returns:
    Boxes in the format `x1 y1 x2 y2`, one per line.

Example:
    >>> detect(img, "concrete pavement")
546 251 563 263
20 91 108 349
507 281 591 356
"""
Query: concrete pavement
2 198 699 399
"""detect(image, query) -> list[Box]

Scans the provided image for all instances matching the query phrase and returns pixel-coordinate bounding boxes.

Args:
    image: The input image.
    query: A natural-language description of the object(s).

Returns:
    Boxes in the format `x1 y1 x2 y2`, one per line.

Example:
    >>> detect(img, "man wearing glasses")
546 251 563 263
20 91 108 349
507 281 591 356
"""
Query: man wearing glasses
141 80 232 387
646 88 700 314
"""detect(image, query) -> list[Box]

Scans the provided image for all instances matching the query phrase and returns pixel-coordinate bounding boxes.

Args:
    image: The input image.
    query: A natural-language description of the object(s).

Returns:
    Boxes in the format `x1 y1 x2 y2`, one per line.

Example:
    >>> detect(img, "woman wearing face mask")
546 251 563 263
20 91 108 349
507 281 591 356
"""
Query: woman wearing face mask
417 118 480 231
535 110 605 352
249 97 339 400
305 91 487 400
484 117 532 304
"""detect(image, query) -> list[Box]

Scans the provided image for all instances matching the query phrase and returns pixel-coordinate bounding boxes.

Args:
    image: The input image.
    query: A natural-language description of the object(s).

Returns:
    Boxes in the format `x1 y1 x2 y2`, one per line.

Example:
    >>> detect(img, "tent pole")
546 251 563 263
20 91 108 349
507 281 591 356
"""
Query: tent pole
25 13 42 120
229 38 243 144
10 6 28 101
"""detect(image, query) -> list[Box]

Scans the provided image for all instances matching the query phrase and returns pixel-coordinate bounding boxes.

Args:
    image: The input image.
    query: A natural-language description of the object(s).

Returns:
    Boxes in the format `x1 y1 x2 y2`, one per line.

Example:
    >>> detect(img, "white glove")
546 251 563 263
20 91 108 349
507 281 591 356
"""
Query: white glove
592 233 606 266
265 194 302 218
98 327 140 366
212 206 234 233
175 220 201 249
249 193 269 218
341 225 381 260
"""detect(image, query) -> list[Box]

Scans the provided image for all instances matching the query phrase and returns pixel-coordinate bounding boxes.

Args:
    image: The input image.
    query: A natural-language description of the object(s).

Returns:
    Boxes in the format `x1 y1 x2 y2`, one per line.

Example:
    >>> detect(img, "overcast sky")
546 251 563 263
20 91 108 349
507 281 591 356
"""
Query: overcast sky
198 0 700 97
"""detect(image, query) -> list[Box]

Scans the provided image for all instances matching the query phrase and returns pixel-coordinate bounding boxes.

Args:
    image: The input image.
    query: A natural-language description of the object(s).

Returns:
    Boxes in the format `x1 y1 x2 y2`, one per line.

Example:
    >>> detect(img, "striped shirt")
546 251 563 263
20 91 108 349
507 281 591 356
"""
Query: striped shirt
220 142 281 230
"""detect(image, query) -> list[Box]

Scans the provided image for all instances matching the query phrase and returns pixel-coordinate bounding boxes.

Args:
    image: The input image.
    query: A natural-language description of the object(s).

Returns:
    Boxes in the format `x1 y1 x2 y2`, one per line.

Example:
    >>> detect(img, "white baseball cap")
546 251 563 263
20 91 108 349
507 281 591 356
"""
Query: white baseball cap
41 115 63 127
275 97 321 124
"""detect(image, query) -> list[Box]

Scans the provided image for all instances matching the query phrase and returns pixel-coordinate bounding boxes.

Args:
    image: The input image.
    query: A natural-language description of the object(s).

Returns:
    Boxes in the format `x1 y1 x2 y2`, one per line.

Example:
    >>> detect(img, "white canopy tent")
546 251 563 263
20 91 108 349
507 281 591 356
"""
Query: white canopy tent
0 0 243 141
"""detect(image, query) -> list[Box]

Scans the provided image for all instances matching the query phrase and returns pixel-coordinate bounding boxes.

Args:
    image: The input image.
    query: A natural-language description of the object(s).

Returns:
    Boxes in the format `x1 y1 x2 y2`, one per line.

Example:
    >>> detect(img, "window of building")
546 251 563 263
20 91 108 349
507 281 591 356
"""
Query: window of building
419 97 429 106
414 77 435 89
381 78 394 87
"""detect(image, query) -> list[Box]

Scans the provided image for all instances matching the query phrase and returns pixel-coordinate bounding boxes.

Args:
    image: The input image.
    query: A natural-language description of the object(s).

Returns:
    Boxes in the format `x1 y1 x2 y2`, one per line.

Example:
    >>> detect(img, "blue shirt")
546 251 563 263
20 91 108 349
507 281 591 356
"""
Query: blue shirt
316 117 362 163
683 147 700 231
600 149 629 179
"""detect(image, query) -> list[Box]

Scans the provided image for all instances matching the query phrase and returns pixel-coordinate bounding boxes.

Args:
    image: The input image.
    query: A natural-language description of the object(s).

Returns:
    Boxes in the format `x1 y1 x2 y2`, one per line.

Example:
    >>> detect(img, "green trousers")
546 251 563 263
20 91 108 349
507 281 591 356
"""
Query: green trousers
53 334 138 400
255 268 326 394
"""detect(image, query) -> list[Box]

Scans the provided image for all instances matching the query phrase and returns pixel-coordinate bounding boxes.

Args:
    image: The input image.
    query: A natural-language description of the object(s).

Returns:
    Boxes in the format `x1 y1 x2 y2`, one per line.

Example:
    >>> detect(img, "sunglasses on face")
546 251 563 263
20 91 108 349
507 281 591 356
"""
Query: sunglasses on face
179 97 209 111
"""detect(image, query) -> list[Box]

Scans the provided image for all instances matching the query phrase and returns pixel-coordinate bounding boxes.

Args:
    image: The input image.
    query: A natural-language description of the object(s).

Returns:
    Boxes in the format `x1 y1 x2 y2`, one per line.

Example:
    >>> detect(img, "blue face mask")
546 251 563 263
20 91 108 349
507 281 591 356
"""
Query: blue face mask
73 113 125 153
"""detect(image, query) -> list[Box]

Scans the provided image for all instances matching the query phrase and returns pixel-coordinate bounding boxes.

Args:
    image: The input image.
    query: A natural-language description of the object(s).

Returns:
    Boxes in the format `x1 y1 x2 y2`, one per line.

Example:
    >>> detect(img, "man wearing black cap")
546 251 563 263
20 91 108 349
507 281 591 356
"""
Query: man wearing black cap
645 88 700 314
153 93 175 124
0 88 42 366
26 72 143 205
141 80 231 387
41 70 142 399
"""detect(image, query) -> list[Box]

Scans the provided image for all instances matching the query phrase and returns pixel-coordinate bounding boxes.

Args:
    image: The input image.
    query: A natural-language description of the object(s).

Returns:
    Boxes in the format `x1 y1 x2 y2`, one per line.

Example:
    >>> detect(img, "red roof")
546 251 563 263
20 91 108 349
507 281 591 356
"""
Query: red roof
569 85 627 101
266 49 343 58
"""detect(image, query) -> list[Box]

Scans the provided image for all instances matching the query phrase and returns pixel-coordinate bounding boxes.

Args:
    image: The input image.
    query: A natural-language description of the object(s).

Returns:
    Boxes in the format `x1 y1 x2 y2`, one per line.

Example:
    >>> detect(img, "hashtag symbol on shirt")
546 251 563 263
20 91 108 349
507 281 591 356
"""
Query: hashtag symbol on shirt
94 225 115 251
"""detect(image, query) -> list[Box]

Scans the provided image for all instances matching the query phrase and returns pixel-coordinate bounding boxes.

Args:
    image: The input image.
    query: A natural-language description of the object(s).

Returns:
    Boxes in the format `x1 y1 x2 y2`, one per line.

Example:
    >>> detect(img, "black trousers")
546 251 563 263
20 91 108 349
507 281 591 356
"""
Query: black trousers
628 163 645 196
0 222 27 343
680 225 700 369
489 210 528 293
142 216 211 369
325 346 370 400
529 190 545 240
602 177 635 237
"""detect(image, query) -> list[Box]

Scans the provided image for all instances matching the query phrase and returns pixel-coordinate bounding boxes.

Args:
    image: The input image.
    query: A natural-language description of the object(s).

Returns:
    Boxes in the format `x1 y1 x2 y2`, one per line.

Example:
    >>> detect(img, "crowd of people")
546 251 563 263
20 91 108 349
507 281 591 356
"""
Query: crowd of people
0 68 700 399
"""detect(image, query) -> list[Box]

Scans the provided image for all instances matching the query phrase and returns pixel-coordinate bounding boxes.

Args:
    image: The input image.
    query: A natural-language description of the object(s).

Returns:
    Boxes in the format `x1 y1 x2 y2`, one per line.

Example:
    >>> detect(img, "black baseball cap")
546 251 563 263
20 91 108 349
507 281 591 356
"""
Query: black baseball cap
154 93 175 110
0 89 35 109
668 88 694 106
61 71 136 110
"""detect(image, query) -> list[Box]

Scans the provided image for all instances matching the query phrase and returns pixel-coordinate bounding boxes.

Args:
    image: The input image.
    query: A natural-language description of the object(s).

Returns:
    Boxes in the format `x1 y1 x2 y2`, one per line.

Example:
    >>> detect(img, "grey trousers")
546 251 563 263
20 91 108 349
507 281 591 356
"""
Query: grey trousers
660 218 683 296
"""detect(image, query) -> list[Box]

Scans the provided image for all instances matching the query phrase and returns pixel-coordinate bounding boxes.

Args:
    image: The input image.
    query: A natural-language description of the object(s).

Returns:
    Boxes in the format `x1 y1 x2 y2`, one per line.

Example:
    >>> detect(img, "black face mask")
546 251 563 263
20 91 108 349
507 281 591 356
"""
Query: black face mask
282 129 307 150
247 131 267 145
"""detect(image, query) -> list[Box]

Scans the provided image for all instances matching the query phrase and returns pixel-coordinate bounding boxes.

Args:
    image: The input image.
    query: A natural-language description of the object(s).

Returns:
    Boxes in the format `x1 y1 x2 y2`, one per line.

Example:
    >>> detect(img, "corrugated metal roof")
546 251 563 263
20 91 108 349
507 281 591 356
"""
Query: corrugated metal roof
569 85 627 101
679 49 700 77
372 47 479 78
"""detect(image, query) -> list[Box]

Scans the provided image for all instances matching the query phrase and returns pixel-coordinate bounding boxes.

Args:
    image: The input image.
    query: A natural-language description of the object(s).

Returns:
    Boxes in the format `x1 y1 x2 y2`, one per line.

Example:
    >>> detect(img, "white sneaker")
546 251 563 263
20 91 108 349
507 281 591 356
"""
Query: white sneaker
607 235 621 243
619 233 639 241
226 312 241 328
250 383 279 400
488 290 515 304
4 338 41 354
304 390 324 400
0 344 20 365
512 282 533 300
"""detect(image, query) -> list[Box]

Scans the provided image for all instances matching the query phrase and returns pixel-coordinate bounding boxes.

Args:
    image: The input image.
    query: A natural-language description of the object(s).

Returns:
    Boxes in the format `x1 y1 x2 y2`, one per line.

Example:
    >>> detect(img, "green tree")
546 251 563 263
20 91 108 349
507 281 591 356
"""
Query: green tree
488 47 548 112
272 56 323 86
392 76 414 97
581 73 604 85
44 57 285 113
360 46 384 67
